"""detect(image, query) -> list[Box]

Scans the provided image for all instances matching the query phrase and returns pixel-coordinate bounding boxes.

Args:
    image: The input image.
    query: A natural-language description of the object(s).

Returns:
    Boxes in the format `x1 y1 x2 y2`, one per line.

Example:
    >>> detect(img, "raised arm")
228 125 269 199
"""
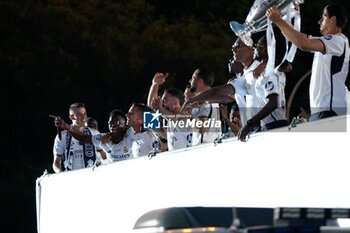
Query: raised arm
66 127 93 144
49 114 93 144
266 6 325 53
147 72 168 108
238 94 279 141
52 155 62 173
181 84 234 113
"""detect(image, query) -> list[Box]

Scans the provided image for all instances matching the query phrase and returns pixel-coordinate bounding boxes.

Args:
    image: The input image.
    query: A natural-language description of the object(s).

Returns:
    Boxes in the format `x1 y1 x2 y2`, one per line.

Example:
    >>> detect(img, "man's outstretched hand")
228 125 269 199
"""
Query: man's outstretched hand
49 115 68 130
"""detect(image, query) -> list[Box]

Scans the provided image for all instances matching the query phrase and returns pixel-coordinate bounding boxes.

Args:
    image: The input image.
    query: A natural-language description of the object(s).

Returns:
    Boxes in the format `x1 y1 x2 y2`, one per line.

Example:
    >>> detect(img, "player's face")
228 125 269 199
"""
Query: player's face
232 39 251 64
162 92 181 114
108 115 126 132
126 105 142 127
184 86 195 101
72 107 87 127
189 69 202 93
318 8 332 35
255 38 267 61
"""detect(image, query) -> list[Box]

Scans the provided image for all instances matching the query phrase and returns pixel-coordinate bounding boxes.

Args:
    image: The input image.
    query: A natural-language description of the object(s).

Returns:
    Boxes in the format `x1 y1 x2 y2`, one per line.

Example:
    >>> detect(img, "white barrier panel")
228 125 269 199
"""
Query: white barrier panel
36 115 350 233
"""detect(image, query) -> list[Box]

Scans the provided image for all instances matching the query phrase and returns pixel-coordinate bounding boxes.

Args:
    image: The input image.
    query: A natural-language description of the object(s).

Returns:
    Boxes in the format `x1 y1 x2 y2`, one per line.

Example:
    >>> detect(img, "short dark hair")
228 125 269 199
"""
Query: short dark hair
196 67 214 87
258 26 293 72
257 33 286 66
132 103 153 114
326 4 348 29
69 102 85 114
164 88 184 105
109 109 126 121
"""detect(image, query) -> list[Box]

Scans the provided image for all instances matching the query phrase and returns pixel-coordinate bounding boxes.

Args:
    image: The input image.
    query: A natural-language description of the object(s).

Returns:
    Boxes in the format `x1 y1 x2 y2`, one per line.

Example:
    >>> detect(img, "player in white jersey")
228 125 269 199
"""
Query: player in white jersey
309 34 349 117
240 59 261 122
231 38 262 131
56 104 164 162
128 127 161 157
191 102 215 145
146 72 191 151
180 59 244 132
167 85 199 150
98 103 164 158
91 109 132 163
166 122 193 151
267 4 349 121
238 34 291 141
161 89 193 151
125 103 164 157
92 128 132 163
53 109 132 164
227 73 247 125
53 127 101 171
187 67 222 144
94 126 160 160
50 102 104 173
254 72 288 127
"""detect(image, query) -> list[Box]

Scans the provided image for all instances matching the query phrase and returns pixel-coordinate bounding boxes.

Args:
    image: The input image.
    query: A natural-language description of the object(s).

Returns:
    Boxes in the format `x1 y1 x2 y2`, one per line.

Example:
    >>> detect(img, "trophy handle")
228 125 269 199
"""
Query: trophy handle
229 0 305 46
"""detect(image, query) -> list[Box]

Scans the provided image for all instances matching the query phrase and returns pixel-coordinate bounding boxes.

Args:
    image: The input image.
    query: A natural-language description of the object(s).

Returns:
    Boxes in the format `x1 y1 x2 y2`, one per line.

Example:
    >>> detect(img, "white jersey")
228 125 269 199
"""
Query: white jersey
91 132 133 163
91 127 160 162
191 103 222 144
228 74 247 124
166 121 193 151
129 128 161 157
204 103 222 142
244 60 262 120
89 128 104 165
53 127 100 170
309 34 349 115
255 70 288 127
277 70 287 111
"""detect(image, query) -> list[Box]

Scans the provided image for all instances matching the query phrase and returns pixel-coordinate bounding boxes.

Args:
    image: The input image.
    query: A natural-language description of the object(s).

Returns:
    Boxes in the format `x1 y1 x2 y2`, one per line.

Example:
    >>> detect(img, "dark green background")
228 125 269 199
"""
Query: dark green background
1 0 349 232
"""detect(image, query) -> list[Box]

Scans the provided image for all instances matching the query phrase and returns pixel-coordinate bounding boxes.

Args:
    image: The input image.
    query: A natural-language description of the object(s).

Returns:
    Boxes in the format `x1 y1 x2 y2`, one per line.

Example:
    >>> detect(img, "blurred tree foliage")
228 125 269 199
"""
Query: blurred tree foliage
1 0 349 232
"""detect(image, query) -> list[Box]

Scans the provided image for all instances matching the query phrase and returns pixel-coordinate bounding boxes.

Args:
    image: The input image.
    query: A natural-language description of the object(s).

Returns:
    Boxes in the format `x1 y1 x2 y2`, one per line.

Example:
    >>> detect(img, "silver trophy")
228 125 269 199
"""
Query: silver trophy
230 0 304 46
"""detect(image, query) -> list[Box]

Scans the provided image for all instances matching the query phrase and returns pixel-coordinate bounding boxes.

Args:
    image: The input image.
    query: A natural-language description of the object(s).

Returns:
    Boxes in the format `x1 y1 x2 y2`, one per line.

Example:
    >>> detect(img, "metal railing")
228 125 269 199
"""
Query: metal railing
286 69 311 120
